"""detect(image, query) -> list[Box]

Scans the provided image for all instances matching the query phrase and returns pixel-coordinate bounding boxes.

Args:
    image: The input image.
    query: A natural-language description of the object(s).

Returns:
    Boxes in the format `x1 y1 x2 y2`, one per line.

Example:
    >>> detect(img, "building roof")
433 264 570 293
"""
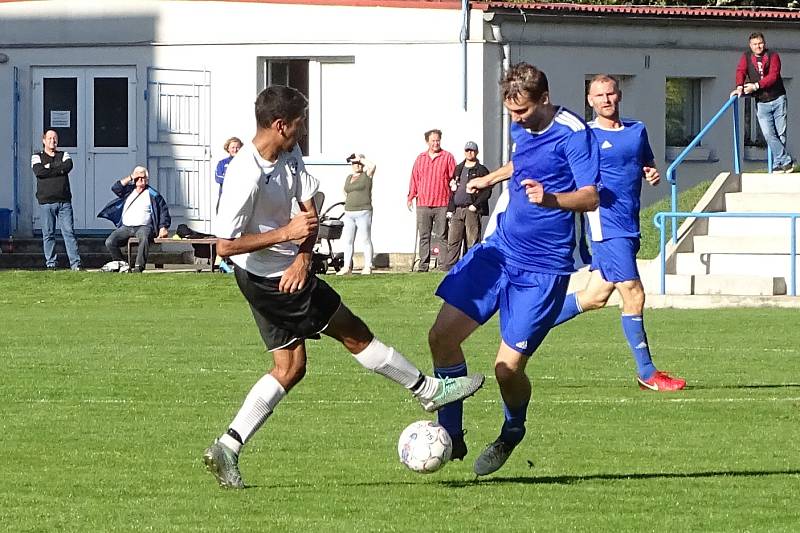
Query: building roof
482 2 800 21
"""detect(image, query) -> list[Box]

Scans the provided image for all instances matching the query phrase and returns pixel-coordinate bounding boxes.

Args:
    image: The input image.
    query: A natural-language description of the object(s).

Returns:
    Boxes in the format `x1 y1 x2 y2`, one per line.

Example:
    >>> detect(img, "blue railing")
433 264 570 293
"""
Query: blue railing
653 211 798 296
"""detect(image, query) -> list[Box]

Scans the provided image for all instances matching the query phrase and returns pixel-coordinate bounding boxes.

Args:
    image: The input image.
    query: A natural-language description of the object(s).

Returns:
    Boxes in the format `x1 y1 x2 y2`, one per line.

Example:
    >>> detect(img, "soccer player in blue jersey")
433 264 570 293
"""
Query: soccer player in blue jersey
427 63 601 476
552 74 686 392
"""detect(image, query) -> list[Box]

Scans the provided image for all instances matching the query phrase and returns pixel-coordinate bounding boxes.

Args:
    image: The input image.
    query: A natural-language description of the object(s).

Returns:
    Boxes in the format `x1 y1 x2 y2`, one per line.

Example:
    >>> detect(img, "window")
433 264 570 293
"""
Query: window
665 78 701 146
257 57 355 158
743 98 766 148
94 77 128 148
257 59 310 155
43 77 78 147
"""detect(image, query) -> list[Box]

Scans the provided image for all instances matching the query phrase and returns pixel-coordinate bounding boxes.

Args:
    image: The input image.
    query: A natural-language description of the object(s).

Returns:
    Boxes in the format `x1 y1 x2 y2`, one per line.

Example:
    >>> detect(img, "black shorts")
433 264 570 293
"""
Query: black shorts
234 266 342 351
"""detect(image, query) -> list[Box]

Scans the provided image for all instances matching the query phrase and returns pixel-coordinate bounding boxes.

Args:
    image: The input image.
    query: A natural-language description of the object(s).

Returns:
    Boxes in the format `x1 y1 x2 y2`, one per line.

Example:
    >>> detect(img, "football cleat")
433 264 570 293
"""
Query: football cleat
203 440 245 489
474 439 516 476
637 370 686 391
450 433 468 461
418 374 485 413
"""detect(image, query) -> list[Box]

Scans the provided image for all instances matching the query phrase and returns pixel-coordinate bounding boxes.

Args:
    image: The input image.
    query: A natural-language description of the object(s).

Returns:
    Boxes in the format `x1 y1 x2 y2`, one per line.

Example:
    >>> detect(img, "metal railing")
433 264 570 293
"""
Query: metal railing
653 211 798 296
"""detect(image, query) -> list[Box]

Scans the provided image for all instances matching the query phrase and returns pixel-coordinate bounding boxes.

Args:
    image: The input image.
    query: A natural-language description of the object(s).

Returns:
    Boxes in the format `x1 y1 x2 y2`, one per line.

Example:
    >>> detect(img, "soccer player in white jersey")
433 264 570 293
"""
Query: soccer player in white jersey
552 74 686 392
203 85 484 488
427 63 600 476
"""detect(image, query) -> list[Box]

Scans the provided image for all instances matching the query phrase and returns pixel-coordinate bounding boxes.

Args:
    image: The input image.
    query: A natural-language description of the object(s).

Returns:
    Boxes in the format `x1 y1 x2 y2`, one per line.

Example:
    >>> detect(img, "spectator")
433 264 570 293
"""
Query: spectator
732 32 793 173
407 129 456 272
31 129 82 270
98 166 171 273
443 141 491 270
338 153 377 276
215 136 243 211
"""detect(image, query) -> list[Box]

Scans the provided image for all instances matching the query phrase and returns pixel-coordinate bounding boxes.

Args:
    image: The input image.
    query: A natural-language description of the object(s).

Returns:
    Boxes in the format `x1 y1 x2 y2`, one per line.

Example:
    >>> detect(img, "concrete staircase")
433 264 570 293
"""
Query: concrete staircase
0 237 194 269
642 172 800 296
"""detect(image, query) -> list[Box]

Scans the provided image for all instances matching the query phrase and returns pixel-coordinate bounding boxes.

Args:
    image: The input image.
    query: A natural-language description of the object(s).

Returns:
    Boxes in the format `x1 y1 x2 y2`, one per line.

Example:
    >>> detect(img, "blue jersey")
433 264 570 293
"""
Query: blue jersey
487 107 600 274
586 119 654 241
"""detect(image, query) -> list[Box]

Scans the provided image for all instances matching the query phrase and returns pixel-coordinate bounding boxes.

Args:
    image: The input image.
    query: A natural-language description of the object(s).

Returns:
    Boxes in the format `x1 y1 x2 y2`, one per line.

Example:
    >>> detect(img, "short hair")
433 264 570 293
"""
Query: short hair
749 32 765 42
424 129 442 142
131 165 149 179
501 63 549 102
42 129 57 139
588 74 620 94
254 85 308 129
223 136 243 151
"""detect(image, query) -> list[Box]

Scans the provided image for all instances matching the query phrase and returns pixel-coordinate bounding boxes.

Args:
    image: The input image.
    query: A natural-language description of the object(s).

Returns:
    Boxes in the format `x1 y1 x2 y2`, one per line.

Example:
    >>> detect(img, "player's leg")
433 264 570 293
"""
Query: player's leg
428 301 481 459
474 270 568 476
616 279 685 391
430 244 503 458
553 269 615 326
323 297 485 412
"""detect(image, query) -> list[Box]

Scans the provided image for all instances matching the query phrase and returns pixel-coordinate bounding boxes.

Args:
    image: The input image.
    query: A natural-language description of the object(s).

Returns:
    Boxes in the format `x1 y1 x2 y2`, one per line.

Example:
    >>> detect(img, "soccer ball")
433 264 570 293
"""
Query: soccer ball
397 420 452 473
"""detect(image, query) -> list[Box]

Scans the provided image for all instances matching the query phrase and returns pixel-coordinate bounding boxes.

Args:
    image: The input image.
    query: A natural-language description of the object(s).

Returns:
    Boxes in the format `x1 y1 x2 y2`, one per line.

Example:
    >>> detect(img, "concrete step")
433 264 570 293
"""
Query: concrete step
693 235 800 254
707 216 799 237
1 238 110 254
693 274 786 296
640 272 695 295
0 251 194 269
675 251 800 279
724 192 800 212
741 172 800 193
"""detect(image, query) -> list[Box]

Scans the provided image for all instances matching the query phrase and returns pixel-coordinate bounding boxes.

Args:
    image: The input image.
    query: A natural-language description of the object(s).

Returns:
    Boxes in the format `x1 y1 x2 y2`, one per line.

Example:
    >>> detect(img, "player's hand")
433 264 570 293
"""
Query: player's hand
466 176 491 193
284 211 318 241
643 166 661 186
279 254 310 293
520 178 545 204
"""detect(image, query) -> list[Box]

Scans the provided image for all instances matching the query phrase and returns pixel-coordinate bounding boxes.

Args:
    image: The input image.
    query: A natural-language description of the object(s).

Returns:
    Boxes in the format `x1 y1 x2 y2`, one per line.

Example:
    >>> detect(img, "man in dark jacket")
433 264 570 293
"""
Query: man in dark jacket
442 141 492 270
31 130 82 270
98 166 171 272
732 32 793 173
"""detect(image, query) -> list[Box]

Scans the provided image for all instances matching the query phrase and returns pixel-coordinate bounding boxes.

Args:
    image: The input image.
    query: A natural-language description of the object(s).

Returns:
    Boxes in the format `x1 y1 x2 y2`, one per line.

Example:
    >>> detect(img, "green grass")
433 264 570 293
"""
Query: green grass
639 179 712 259
2 272 799 532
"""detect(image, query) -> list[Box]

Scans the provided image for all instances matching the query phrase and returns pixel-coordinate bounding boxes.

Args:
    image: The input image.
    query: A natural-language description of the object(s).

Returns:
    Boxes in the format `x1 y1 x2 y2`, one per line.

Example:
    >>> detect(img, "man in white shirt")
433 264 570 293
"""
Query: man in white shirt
203 85 485 489
101 166 171 272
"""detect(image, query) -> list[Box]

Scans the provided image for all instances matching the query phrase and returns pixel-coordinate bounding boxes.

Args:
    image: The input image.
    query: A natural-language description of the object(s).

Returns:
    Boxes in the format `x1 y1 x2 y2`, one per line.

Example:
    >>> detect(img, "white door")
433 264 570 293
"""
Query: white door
32 66 137 230
147 68 211 232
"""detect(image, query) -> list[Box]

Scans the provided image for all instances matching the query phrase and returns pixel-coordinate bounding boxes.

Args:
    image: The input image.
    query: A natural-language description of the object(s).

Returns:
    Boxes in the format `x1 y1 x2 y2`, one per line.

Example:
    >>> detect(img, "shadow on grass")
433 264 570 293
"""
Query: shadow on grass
440 468 800 487
689 383 800 390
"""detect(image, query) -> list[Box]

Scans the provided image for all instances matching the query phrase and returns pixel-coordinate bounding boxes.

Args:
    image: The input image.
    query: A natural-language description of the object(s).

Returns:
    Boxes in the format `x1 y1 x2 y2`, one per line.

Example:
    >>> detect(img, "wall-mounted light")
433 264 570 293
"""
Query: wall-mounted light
0 53 9 64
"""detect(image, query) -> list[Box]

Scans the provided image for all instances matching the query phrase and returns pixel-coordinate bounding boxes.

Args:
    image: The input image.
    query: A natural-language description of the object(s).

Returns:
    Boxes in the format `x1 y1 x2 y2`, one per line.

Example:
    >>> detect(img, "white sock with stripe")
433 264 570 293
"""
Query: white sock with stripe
221 373 286 454
353 337 425 389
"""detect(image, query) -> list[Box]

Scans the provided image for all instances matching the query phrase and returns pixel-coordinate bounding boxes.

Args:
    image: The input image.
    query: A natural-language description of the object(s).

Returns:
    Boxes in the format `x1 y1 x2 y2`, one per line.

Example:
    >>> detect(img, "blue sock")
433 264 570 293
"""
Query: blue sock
621 314 656 379
499 400 529 447
435 362 467 441
553 292 583 327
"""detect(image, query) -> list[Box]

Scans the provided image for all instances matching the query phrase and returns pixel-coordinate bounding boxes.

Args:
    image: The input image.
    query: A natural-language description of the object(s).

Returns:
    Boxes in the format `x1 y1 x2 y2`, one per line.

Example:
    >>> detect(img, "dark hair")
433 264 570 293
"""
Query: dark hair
749 32 765 42
424 129 442 142
501 63 549 102
254 85 308 129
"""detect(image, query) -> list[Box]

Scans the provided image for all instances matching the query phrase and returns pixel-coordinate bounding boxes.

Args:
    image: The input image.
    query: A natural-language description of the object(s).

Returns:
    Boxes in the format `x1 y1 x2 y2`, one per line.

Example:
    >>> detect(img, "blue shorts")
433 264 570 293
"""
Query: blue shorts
589 237 640 283
435 244 570 356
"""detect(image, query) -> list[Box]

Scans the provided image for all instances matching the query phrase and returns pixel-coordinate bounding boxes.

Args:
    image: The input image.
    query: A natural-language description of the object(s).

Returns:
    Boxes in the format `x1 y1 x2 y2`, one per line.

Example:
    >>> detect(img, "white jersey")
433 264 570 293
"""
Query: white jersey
214 142 318 277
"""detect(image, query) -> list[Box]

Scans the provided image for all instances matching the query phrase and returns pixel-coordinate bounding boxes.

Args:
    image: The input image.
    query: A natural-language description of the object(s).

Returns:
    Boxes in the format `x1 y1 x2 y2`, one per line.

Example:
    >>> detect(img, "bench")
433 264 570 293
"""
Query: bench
127 237 219 272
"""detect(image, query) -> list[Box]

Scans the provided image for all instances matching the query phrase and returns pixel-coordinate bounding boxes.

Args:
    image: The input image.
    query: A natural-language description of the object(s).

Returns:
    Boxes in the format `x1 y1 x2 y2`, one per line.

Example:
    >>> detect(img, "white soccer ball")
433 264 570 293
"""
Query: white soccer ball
397 420 452 474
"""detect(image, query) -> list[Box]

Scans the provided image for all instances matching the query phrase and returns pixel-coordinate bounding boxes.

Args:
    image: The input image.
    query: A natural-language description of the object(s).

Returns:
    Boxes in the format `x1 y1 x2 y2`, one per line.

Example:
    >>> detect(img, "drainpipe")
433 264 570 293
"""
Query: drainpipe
490 21 511 167
460 0 469 111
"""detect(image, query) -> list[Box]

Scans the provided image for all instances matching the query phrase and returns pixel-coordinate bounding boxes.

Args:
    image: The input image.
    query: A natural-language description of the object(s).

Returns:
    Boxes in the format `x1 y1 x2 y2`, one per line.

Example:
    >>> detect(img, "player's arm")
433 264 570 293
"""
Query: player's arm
216 211 318 258
643 160 660 186
279 197 318 293
521 179 599 212
467 161 513 193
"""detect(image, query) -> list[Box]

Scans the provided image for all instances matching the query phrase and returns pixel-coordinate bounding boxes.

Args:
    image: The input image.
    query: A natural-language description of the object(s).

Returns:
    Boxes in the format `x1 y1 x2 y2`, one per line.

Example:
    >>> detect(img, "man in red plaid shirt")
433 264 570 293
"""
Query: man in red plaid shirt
407 129 456 272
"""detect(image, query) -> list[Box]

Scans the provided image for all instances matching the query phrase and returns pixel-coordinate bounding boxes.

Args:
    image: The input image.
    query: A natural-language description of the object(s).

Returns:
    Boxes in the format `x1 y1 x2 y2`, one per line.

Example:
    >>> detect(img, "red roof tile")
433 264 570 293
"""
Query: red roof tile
482 2 800 21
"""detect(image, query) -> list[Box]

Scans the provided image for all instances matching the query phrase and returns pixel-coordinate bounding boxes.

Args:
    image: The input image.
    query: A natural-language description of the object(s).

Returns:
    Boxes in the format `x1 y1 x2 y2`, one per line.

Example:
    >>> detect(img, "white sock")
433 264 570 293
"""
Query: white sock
223 373 286 453
353 337 423 389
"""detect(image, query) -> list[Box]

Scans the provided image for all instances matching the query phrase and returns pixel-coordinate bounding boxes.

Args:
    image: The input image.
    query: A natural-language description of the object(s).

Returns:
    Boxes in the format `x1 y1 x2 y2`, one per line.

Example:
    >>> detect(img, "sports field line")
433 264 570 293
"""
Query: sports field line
19 395 800 406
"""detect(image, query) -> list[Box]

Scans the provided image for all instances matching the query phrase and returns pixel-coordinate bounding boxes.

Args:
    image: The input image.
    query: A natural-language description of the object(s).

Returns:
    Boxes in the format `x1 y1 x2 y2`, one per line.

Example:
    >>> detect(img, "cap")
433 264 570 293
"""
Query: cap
464 141 479 152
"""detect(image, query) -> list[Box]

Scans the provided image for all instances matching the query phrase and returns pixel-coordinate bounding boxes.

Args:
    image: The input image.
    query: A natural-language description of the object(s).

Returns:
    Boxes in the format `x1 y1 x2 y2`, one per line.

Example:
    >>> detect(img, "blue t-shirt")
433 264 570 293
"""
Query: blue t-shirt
487 107 600 274
586 119 654 241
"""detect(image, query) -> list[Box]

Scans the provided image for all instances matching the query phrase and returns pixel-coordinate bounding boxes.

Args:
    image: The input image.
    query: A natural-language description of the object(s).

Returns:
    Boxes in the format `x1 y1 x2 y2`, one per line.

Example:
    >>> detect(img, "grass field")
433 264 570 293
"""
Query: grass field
2 272 799 532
